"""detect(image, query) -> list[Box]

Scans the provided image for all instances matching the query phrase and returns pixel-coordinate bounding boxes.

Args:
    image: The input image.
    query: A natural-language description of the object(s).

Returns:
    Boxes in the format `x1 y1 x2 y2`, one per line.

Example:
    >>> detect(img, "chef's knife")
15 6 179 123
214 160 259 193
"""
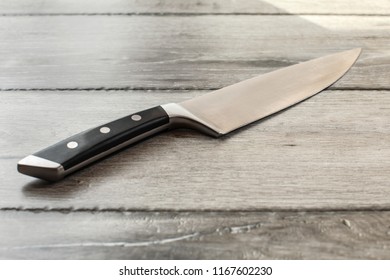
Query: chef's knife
18 48 361 181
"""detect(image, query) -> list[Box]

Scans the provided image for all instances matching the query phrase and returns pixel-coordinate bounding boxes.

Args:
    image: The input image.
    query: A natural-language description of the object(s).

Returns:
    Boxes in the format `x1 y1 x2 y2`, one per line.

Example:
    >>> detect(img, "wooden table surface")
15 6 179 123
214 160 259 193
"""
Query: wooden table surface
0 0 389 259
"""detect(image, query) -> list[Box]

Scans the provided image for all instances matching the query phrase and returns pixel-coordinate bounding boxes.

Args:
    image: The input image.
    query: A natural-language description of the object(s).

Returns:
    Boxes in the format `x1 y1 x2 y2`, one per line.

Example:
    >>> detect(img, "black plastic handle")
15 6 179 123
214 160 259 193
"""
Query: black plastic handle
18 106 169 181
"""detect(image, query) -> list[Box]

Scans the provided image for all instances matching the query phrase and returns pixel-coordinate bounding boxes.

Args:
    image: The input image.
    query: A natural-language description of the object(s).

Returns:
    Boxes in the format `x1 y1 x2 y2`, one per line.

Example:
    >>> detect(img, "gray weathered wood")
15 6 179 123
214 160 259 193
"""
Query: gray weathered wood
1 90 389 210
1 0 390 261
0 0 389 15
1 210 390 259
0 16 388 90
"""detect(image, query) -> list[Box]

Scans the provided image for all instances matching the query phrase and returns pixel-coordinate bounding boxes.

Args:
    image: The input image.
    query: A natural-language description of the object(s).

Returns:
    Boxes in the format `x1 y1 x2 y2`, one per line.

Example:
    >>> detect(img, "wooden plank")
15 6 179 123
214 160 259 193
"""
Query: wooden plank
1 90 389 210
0 16 388 90
1 210 390 259
0 0 389 15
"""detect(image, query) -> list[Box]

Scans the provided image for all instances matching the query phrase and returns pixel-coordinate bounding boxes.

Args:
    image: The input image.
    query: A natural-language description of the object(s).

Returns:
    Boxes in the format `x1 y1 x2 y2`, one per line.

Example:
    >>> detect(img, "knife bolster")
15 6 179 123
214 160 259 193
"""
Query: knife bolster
161 103 222 138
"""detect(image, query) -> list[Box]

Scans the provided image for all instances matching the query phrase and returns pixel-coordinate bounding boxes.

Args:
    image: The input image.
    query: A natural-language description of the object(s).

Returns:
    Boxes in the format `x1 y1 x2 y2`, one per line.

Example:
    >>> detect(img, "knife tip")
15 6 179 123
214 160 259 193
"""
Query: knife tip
348 47 362 57
338 48 362 65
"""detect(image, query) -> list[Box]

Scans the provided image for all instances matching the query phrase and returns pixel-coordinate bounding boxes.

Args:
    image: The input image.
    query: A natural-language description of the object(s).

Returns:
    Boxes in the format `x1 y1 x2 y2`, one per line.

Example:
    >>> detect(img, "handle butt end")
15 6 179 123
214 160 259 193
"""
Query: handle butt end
18 155 64 181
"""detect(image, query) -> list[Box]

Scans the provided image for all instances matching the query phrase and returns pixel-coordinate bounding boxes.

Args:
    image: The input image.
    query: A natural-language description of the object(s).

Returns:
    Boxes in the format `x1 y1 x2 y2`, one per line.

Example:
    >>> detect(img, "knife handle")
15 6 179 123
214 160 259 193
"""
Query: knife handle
18 106 170 181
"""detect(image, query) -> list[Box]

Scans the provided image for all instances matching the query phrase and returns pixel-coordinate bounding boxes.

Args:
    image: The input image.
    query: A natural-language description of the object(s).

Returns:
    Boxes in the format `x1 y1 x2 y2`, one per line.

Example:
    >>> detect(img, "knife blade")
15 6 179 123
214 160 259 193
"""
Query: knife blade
18 48 361 181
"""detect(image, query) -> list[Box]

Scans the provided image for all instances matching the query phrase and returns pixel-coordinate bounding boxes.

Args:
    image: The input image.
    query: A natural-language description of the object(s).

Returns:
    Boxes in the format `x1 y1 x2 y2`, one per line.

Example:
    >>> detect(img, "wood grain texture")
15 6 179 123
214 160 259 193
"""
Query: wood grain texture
2 90 389 210
0 0 389 15
0 15 388 90
1 0 390 260
1 210 390 259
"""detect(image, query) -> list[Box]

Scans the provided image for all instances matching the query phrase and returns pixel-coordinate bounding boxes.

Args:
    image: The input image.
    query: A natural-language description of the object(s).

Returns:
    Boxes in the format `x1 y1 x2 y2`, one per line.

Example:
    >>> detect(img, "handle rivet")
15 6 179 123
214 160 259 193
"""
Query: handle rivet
131 114 142 121
67 141 78 149
100 127 110 134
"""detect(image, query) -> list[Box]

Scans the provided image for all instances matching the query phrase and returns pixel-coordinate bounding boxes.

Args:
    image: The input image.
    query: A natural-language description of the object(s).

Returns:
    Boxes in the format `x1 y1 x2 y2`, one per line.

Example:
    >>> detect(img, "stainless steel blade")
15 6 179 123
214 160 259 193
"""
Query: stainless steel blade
177 48 361 135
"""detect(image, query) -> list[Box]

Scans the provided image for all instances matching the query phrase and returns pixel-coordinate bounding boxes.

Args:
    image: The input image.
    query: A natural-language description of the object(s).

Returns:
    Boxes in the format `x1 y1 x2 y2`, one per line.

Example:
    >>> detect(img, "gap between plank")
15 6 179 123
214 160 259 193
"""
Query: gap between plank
1 87 388 92
2 207 390 214
0 13 388 17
